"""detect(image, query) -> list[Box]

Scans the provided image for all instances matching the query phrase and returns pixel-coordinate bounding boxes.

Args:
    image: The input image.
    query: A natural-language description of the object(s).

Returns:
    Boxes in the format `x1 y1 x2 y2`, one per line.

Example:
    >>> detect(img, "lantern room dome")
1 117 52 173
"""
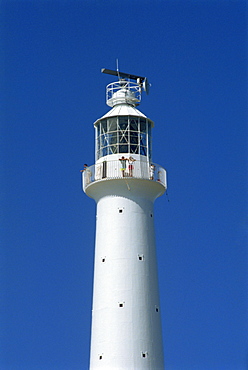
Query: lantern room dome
94 103 151 126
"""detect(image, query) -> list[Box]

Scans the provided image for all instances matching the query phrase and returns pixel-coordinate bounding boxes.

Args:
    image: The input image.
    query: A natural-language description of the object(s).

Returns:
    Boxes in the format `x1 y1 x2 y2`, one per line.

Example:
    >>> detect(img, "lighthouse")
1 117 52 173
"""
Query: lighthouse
82 69 167 369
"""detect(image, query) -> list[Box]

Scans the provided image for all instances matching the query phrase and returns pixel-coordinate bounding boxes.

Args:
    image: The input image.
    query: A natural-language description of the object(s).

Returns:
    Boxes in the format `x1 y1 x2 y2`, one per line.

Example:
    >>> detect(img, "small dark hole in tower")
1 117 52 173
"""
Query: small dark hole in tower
150 213 153 217
102 258 105 262
99 355 102 360
119 303 124 307
142 352 147 358
119 209 123 213
156 307 159 312
139 256 142 261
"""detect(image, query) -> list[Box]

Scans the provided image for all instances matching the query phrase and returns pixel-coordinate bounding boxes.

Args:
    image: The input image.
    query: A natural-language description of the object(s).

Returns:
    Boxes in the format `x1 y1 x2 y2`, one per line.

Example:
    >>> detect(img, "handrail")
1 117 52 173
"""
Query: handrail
106 81 141 107
82 159 166 191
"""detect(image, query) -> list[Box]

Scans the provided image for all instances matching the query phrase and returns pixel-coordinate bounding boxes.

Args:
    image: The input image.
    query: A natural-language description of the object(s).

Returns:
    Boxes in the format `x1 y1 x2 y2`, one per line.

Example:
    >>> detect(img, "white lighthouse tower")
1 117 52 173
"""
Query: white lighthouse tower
82 68 167 369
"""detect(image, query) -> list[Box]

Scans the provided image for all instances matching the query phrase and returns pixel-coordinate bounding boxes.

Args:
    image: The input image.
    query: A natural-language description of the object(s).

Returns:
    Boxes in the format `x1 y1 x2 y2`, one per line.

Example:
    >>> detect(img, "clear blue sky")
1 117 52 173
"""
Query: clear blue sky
1 1 247 369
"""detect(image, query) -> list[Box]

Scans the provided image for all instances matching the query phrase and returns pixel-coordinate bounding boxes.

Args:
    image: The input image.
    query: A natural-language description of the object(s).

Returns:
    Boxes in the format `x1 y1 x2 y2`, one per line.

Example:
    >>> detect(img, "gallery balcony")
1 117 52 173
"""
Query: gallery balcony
82 159 167 193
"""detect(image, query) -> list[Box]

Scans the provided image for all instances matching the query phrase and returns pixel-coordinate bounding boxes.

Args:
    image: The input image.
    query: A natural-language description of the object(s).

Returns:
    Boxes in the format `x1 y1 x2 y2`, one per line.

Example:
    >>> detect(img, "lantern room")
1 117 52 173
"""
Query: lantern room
94 114 153 161
94 78 154 163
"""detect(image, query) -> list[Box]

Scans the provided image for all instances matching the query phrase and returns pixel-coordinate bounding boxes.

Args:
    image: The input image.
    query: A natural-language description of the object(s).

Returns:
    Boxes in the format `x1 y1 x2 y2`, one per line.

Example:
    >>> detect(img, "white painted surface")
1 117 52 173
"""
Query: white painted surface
86 179 164 369
93 103 150 124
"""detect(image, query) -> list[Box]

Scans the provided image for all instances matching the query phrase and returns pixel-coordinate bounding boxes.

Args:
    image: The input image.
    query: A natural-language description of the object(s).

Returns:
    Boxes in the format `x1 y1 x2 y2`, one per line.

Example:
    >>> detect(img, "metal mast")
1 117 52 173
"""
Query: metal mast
82 69 166 369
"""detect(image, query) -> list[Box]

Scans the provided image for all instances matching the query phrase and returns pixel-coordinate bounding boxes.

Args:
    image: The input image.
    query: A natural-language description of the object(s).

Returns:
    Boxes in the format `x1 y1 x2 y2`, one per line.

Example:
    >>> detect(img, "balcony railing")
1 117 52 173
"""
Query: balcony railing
82 159 166 191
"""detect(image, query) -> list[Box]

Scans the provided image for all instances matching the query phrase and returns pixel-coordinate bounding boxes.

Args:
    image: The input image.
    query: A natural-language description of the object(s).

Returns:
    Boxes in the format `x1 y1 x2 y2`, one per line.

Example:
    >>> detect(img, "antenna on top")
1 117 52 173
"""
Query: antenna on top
101 67 150 95
116 59 120 80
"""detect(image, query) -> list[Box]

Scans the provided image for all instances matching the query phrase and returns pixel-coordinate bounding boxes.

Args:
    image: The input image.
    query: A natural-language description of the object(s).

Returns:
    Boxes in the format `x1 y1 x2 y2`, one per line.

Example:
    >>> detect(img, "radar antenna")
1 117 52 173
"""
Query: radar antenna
101 68 150 95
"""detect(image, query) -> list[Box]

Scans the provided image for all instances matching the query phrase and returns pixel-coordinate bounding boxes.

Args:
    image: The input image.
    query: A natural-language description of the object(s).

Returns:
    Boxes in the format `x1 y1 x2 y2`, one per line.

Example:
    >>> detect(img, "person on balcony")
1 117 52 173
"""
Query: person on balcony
128 156 136 177
81 164 92 185
119 156 128 177
150 164 155 180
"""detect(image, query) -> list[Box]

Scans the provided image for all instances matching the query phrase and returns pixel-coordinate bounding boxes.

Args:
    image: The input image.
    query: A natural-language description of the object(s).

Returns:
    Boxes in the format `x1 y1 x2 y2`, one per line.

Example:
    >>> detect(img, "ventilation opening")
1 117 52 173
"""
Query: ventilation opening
99 355 103 360
142 352 148 358
101 257 106 262
150 213 153 217
138 254 144 261
119 209 123 213
155 306 159 312
119 302 125 308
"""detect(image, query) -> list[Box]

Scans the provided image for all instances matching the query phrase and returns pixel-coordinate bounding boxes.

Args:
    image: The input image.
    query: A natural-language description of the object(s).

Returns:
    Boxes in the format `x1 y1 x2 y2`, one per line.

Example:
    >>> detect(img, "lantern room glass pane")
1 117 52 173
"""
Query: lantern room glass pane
109 132 117 145
118 117 128 131
130 117 138 131
109 145 118 154
130 133 138 144
140 132 146 146
101 119 107 134
140 146 147 156
108 117 117 132
100 135 108 147
119 133 128 143
119 144 128 153
97 124 100 137
130 144 139 154
140 119 146 133
96 136 100 151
